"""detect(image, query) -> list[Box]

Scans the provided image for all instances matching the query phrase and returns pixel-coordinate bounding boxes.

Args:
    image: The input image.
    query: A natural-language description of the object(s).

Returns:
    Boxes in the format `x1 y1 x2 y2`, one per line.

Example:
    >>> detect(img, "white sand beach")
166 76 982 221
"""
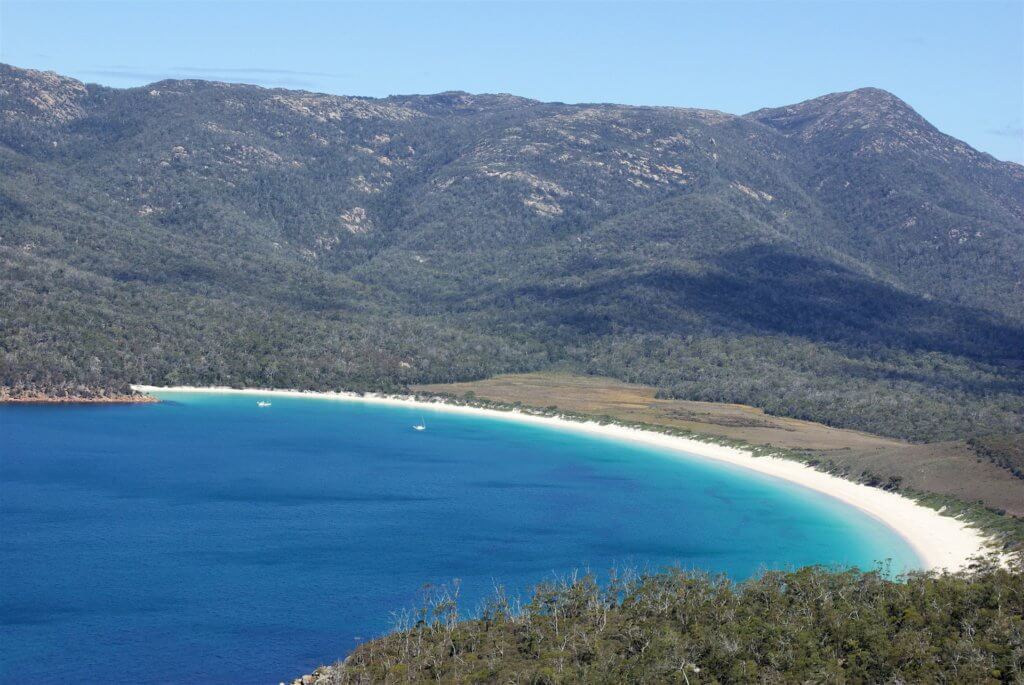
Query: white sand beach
132 385 995 572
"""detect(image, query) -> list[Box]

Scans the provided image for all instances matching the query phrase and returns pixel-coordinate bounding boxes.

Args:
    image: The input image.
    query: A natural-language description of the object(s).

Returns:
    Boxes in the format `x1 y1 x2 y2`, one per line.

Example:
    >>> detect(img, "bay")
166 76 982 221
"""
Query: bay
0 392 918 683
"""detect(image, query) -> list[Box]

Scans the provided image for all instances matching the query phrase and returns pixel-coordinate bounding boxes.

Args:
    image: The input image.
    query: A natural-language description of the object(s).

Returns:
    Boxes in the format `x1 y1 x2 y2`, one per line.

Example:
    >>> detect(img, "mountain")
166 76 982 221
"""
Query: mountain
2 63 1022 441
749 88 1024 313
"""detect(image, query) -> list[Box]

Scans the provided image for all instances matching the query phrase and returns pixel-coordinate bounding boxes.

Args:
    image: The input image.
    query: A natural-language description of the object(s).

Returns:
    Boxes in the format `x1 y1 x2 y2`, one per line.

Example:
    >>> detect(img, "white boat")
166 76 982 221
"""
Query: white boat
257 401 271 408
413 417 426 431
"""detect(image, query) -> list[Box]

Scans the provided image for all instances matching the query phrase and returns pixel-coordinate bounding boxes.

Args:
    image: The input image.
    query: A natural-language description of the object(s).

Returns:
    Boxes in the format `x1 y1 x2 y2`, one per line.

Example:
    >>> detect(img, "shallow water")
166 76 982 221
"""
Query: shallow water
0 392 918 683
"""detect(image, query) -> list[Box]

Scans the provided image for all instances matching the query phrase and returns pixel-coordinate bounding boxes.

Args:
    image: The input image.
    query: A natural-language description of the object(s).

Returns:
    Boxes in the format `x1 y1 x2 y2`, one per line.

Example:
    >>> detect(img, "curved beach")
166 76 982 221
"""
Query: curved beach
133 385 994 572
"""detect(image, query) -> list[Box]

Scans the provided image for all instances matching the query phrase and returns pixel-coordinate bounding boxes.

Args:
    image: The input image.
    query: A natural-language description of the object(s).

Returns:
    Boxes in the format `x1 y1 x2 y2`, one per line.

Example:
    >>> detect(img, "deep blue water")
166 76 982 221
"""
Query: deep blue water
1 392 918 683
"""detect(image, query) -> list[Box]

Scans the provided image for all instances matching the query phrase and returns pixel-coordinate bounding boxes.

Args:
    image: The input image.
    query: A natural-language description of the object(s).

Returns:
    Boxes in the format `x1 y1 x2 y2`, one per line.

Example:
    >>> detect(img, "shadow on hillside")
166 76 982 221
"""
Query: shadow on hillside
509 244 1024 363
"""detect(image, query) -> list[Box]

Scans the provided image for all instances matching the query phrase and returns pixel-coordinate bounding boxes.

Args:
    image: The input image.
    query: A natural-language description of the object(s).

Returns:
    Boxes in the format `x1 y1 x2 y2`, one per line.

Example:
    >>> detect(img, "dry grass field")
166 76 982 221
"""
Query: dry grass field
415 373 1024 516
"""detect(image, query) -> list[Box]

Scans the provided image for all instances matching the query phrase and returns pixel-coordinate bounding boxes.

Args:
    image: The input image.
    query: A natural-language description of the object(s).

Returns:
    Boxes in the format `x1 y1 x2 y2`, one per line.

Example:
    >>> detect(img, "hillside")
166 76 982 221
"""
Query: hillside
2 63 1023 443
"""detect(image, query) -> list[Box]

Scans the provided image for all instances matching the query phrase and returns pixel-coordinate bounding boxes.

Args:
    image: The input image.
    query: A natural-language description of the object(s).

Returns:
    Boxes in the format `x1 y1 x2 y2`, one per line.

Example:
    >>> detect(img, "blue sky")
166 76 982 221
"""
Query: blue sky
1 1 1021 162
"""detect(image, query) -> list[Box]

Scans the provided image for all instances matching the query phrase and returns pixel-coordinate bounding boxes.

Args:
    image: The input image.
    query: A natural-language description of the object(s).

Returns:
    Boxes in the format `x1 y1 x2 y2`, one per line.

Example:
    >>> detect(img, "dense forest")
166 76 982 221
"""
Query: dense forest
2 64 1023 443
302 560 1023 684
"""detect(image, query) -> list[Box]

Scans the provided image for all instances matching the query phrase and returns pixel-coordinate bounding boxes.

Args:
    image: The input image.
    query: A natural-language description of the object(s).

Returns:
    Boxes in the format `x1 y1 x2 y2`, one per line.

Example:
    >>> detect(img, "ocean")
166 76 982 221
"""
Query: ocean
0 391 918 683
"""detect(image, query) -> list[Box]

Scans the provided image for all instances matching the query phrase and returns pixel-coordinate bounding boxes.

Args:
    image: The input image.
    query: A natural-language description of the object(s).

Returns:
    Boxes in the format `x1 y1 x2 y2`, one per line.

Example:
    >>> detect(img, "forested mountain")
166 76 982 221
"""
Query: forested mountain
2 63 1023 441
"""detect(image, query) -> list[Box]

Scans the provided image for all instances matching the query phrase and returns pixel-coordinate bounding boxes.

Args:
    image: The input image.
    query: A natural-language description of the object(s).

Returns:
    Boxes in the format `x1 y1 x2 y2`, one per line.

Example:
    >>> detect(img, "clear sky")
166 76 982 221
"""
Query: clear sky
1 0 1021 162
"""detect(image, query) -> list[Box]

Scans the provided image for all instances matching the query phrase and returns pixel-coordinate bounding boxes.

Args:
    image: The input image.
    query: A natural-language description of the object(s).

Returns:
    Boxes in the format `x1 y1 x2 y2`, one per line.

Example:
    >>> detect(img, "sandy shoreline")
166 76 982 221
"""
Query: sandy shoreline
132 384 994 572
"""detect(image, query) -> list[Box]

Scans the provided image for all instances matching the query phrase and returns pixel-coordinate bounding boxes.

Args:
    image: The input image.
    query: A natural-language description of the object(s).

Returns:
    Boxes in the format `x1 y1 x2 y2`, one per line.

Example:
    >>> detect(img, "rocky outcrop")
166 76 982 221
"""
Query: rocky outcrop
284 666 335 685
0 385 159 404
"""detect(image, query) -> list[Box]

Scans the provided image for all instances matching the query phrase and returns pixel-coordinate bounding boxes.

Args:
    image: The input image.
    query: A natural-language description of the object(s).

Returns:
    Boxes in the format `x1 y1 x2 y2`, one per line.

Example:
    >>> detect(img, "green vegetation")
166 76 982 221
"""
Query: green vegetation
314 561 1022 684
3 65 1023 684
971 434 1024 480
590 336 1024 443
2 64 1023 446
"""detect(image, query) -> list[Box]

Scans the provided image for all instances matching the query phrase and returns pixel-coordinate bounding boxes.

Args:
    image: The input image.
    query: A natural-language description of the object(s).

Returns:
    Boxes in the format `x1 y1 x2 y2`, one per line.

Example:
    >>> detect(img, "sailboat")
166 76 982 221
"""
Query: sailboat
413 417 426 431
257 401 271 408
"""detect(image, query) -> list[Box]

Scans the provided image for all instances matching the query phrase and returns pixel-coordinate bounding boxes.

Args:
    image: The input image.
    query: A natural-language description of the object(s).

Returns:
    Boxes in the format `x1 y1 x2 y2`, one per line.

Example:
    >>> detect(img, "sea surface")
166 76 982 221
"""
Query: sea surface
1 392 919 683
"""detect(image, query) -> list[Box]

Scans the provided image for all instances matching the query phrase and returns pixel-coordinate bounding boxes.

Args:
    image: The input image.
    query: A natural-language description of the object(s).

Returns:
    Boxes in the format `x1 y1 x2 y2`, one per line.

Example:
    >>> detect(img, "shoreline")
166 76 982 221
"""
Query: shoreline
132 384 995 572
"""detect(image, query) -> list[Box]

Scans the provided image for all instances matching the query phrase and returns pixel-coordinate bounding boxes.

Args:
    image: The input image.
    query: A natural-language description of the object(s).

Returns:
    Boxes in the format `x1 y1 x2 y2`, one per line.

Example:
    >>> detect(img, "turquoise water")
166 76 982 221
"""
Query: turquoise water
0 392 918 683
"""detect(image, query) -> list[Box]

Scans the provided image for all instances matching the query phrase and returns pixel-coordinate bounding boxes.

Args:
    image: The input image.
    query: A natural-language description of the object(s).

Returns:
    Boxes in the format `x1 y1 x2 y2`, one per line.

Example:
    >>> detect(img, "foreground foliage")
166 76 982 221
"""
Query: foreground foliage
317 562 1023 684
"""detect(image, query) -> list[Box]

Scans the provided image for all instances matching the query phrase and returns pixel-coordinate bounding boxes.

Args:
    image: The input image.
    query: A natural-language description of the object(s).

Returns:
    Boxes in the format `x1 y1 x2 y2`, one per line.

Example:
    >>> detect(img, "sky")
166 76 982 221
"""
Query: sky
1 0 1021 162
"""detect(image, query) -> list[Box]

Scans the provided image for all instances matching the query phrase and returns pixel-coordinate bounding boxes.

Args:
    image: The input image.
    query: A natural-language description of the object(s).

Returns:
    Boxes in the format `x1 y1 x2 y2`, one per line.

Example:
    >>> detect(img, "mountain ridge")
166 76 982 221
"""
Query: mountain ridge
4 63 1022 164
2 62 1022 443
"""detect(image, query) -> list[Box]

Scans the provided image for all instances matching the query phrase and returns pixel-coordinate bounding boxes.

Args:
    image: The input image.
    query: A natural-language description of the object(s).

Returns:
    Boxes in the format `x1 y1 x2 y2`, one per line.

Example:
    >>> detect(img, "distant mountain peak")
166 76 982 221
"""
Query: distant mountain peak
839 86 909 104
745 87 931 140
740 86 1017 173
385 90 540 114
2 63 1024 449
0 63 90 127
